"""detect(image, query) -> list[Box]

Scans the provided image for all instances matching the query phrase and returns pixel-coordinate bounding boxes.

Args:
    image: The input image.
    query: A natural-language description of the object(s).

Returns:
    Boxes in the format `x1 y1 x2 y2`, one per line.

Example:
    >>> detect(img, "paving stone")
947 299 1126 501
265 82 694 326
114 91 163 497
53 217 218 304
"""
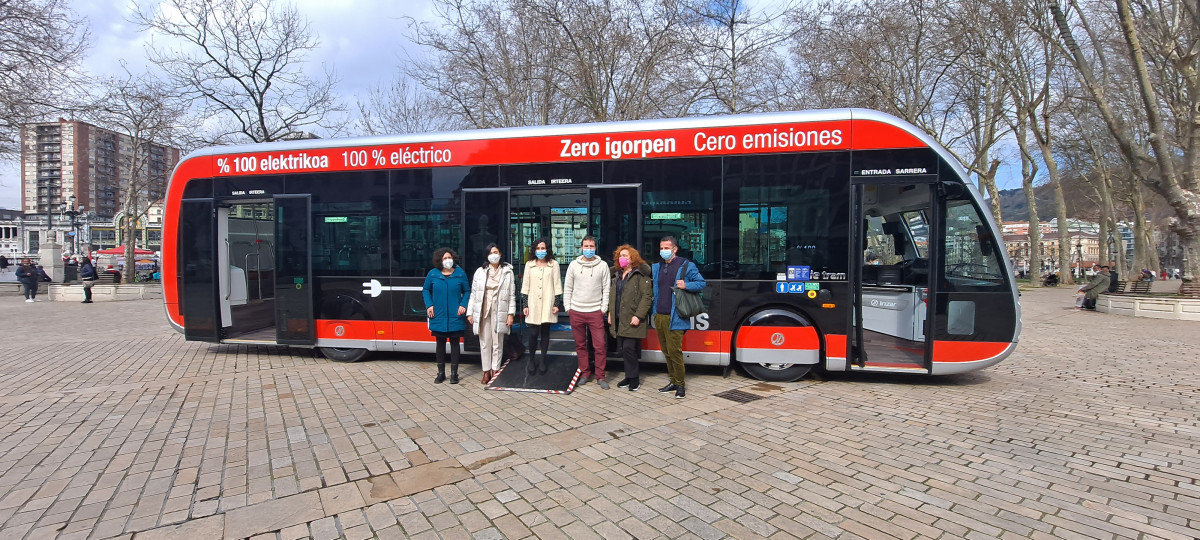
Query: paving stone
2 292 1200 540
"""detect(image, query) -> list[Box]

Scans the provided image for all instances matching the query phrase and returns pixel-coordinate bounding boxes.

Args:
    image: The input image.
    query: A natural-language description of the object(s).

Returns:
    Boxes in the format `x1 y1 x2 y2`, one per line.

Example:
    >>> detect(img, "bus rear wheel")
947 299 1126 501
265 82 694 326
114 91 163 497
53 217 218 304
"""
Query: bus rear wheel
320 347 369 363
740 361 811 382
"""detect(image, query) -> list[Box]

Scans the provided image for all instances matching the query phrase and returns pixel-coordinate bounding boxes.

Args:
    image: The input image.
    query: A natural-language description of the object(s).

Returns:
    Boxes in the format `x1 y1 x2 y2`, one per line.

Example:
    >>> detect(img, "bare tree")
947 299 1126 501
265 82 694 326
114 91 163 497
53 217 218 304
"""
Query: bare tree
133 0 344 145
686 0 796 114
405 0 580 128
406 0 701 127
1049 0 1200 279
514 0 701 122
0 0 89 158
356 76 452 136
90 68 188 283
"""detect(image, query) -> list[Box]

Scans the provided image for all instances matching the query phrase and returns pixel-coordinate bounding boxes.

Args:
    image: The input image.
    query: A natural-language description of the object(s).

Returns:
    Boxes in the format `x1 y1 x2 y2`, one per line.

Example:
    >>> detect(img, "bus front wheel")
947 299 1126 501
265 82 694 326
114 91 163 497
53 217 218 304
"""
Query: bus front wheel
320 347 369 363
740 361 811 382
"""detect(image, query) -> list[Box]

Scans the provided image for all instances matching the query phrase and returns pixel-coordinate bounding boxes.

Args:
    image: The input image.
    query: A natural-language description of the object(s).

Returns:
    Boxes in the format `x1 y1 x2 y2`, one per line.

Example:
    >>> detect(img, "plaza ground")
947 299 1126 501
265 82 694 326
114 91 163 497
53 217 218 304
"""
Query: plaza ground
0 287 1197 539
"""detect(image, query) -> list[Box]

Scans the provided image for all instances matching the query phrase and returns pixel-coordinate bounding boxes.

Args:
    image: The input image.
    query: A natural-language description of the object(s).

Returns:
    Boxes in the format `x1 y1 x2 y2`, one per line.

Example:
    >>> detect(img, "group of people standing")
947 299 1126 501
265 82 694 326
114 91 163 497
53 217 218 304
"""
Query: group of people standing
12 256 98 303
420 235 705 399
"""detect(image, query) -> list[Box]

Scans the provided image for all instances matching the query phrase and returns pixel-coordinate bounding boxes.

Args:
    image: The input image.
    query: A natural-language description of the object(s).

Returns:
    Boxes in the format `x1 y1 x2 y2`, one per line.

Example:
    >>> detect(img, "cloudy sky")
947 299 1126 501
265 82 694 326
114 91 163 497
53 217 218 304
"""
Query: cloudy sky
0 0 1022 210
0 0 436 209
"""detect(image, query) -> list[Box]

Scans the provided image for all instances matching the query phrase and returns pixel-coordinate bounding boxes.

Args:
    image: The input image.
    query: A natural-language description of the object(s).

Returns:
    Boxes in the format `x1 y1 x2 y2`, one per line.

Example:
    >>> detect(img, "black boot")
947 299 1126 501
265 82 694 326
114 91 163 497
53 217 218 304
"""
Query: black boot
434 364 446 384
449 365 459 384
538 353 549 374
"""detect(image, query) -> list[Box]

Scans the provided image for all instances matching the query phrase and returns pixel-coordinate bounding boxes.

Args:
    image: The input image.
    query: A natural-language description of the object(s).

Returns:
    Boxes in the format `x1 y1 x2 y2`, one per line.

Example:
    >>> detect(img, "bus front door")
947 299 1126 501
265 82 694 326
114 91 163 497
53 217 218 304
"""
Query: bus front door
274 195 314 345
851 181 937 372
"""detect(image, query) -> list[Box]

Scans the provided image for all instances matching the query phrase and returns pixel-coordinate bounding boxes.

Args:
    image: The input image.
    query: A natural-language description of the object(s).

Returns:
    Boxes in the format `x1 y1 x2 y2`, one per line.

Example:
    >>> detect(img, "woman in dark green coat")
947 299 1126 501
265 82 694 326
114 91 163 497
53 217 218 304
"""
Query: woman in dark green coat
608 244 653 391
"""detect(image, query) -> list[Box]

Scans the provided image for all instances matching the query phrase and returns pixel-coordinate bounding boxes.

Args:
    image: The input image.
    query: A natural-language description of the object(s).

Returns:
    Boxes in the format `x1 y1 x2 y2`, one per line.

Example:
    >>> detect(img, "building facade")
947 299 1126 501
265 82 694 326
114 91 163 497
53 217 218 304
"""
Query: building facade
21 119 181 220
0 201 165 261
1003 220 1105 277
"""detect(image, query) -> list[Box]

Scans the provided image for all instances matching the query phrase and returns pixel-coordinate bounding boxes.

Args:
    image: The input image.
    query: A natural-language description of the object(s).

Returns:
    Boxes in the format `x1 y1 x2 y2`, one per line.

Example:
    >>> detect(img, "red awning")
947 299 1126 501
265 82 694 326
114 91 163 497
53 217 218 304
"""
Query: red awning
96 247 155 255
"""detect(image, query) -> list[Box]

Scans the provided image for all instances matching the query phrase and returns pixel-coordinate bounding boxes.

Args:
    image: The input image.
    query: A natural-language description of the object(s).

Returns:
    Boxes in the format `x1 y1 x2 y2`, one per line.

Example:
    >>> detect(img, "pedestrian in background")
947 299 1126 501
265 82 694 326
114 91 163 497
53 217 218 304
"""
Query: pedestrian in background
521 238 561 374
651 236 706 399
563 236 610 389
423 247 470 384
608 245 652 392
80 256 97 303
1079 265 1111 311
16 259 38 302
467 243 515 385
0 254 8 272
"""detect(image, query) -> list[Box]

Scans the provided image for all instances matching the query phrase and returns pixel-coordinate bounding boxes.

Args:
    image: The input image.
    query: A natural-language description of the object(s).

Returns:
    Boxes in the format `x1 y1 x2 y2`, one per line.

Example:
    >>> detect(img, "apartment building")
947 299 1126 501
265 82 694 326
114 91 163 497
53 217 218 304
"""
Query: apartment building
21 119 181 219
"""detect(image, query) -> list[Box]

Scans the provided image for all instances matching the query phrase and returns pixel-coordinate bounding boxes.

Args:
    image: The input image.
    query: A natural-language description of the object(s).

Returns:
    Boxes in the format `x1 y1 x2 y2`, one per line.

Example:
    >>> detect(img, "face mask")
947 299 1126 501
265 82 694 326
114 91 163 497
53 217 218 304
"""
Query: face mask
535 250 547 260
488 253 501 265
660 249 673 261
582 249 596 259
442 259 454 269
618 257 630 268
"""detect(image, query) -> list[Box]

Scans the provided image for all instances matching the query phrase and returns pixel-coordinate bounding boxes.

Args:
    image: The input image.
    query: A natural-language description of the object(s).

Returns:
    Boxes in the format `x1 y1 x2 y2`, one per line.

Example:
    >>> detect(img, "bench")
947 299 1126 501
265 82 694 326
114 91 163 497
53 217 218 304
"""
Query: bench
1106 280 1151 295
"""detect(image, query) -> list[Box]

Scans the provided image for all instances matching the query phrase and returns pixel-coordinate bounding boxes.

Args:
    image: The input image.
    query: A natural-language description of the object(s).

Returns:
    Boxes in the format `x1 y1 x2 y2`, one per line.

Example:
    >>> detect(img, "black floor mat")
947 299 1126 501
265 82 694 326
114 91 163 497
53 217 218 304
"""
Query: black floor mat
487 354 581 394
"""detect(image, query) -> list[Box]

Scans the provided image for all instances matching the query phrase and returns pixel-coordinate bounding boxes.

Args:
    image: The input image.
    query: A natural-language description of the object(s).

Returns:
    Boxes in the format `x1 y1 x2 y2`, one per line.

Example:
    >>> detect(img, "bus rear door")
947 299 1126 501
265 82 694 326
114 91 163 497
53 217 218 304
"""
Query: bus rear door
180 198 220 342
274 194 314 345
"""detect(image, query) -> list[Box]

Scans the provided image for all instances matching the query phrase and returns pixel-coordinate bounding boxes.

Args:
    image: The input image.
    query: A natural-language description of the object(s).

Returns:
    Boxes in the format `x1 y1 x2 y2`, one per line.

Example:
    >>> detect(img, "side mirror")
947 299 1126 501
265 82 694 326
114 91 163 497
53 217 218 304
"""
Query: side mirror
977 225 994 256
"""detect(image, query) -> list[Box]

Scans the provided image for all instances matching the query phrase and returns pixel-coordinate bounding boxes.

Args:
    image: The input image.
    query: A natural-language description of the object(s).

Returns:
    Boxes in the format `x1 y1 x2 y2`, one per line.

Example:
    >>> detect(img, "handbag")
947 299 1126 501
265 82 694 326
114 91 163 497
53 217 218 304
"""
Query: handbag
673 261 705 318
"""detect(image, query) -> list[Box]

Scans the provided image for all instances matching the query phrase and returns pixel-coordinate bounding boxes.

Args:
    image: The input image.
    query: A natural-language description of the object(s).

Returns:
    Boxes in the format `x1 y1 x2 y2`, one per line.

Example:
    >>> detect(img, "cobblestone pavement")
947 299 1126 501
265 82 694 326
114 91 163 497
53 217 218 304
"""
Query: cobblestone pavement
1 288 1198 540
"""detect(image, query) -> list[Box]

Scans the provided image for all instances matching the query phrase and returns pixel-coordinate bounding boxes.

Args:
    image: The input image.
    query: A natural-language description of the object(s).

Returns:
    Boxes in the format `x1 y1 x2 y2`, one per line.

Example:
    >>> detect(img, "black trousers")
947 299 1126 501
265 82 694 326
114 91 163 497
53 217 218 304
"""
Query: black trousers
434 335 462 367
527 323 551 359
616 336 641 381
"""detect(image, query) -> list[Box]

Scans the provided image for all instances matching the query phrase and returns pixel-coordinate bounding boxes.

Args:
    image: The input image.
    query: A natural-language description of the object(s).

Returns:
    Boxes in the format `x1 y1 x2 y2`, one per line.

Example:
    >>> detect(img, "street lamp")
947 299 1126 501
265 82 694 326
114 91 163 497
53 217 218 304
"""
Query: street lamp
1076 239 1084 279
63 195 83 257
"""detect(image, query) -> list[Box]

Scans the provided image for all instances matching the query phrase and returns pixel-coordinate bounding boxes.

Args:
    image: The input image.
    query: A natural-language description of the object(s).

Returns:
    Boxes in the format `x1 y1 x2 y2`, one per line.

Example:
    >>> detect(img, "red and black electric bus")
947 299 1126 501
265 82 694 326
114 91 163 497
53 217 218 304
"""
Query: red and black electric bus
163 109 1021 381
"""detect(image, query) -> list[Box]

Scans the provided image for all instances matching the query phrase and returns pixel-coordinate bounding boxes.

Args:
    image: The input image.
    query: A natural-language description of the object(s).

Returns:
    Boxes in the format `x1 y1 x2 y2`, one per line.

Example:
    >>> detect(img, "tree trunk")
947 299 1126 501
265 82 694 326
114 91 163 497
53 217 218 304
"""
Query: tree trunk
1032 116 1073 286
979 159 1003 227
1129 187 1153 275
1015 119 1043 286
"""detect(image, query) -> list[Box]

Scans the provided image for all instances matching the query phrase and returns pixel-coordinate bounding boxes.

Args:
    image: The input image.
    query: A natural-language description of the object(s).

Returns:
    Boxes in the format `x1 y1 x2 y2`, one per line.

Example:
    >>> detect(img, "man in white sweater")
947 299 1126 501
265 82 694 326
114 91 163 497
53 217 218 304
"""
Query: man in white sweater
563 236 611 389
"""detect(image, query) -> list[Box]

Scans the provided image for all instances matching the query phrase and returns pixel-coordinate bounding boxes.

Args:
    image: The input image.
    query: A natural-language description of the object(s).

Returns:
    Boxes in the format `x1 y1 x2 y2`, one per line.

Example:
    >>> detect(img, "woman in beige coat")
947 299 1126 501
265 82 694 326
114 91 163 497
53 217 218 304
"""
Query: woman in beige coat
521 238 562 374
467 243 515 384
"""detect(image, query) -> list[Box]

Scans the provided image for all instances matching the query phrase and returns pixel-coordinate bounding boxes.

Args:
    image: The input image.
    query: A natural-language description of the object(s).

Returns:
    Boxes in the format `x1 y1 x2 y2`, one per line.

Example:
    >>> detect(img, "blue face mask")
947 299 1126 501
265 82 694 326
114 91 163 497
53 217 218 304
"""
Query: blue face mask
582 248 596 259
660 249 673 261
535 250 547 259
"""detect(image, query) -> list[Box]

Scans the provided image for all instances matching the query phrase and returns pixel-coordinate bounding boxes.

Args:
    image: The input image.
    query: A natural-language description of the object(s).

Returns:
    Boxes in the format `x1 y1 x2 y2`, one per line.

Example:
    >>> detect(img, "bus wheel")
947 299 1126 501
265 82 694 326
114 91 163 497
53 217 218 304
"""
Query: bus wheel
320 347 369 363
740 361 811 382
735 308 817 382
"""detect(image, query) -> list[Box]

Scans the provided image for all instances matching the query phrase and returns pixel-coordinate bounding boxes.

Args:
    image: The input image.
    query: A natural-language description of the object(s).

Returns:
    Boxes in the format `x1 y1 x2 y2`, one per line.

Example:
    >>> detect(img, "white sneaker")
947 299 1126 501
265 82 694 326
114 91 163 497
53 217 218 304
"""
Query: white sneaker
25 299 33 303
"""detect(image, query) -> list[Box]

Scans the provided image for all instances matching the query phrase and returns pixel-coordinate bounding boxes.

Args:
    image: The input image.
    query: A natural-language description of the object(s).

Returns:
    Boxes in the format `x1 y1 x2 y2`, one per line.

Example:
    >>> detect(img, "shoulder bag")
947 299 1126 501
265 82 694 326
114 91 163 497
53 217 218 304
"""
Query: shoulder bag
673 261 705 318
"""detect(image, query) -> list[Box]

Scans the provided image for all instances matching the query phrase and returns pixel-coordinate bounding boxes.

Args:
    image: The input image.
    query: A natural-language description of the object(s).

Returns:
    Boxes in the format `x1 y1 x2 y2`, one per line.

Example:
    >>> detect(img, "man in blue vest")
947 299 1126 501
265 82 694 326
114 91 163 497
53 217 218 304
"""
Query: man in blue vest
651 236 705 399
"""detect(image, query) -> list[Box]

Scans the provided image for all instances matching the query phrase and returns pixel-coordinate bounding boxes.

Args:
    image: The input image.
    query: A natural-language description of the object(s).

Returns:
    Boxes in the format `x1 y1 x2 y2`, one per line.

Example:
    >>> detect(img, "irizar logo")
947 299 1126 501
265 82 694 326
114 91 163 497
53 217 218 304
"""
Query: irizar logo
771 332 785 346
870 299 897 308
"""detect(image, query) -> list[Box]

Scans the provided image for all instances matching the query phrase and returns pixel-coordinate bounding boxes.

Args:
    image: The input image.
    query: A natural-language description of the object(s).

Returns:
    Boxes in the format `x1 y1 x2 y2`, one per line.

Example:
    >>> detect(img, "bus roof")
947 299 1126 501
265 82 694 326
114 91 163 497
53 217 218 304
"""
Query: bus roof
172 108 971 183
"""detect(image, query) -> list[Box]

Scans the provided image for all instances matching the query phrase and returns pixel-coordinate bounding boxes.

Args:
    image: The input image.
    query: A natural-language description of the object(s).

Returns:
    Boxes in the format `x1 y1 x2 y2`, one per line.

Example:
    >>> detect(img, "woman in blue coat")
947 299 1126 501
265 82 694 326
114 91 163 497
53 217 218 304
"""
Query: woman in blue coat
423 248 471 384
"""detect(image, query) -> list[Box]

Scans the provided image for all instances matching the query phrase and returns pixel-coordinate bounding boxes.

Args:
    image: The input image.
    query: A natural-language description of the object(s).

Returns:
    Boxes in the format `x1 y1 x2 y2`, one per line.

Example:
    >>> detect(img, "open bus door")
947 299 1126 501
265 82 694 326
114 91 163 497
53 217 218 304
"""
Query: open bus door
462 188 511 270
850 179 939 372
589 184 641 252
274 195 315 345
179 198 220 342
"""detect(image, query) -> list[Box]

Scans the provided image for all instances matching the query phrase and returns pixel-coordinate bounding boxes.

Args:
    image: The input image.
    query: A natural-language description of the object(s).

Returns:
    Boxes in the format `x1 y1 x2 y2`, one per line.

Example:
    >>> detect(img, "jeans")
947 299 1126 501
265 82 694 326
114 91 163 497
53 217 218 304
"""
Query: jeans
569 310 606 378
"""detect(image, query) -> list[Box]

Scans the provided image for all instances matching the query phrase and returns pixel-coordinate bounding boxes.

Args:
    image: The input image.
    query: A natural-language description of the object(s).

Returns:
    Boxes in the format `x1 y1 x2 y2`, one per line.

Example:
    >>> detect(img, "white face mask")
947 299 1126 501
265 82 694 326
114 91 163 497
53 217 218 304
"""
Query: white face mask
488 253 501 265
442 259 454 269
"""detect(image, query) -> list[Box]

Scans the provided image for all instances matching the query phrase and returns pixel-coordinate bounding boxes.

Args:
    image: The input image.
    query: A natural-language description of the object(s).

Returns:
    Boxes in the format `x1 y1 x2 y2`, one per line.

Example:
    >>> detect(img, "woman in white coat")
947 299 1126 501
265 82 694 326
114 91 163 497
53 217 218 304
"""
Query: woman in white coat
521 238 561 374
467 243 515 384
